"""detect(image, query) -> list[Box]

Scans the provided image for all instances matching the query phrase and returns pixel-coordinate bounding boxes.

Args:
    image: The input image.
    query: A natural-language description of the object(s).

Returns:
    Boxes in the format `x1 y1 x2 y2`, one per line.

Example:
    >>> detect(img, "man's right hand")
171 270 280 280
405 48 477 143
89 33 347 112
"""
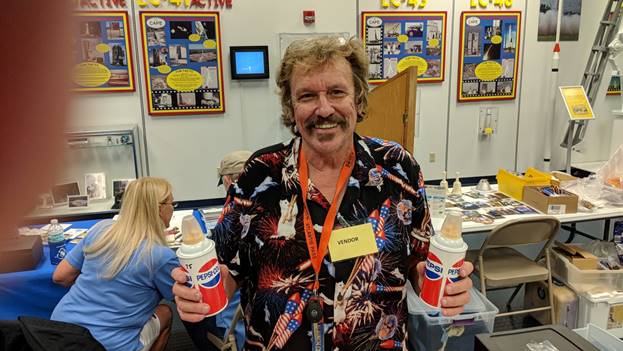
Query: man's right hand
172 267 210 322
172 264 237 322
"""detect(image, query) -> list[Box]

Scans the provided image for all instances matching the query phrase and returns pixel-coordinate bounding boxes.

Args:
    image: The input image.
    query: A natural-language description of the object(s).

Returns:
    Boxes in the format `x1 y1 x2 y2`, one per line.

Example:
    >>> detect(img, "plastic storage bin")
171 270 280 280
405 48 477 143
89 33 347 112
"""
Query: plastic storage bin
574 323 623 351
577 291 623 338
496 168 550 201
407 284 498 351
550 249 623 293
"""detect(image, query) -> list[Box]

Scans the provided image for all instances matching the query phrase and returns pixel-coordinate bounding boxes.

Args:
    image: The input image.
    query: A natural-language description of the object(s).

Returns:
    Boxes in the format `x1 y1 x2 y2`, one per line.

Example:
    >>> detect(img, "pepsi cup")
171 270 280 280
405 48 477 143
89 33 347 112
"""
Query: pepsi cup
420 211 467 309
177 216 228 317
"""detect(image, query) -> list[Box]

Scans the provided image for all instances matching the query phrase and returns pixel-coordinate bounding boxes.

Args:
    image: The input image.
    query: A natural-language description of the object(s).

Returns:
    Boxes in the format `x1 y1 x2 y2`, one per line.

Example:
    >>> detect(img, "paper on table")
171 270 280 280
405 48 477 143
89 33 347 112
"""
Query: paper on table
64 228 87 240
40 223 72 231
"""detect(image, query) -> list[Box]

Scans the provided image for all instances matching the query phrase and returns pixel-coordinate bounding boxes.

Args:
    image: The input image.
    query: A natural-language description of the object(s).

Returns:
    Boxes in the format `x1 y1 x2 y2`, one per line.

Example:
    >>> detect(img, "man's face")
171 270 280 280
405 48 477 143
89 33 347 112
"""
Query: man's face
290 57 358 157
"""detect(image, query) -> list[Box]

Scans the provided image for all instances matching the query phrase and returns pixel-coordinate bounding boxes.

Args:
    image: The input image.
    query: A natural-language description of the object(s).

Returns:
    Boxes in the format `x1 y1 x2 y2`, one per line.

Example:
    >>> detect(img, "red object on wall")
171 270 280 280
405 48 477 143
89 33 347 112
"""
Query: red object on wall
303 10 315 24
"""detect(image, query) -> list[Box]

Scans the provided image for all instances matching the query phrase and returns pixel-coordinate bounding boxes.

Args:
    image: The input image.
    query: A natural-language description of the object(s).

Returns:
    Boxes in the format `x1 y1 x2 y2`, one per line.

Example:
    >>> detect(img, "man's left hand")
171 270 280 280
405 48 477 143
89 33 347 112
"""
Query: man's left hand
416 261 474 316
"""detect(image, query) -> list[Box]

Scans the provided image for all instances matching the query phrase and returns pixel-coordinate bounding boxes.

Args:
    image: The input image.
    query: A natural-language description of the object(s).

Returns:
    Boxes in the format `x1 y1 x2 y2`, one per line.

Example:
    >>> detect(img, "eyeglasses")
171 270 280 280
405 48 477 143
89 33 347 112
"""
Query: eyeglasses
160 201 179 209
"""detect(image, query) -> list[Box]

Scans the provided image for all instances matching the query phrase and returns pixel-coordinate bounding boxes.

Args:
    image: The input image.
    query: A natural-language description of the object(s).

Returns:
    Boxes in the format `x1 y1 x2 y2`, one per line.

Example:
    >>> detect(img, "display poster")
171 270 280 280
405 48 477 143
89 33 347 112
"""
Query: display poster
559 86 594 120
457 11 521 102
73 11 135 92
139 12 224 116
361 12 447 84
608 75 621 95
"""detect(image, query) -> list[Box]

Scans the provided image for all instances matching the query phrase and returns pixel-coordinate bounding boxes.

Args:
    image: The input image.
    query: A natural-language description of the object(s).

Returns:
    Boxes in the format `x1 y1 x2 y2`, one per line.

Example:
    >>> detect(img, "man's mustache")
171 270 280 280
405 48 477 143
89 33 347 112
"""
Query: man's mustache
304 114 347 130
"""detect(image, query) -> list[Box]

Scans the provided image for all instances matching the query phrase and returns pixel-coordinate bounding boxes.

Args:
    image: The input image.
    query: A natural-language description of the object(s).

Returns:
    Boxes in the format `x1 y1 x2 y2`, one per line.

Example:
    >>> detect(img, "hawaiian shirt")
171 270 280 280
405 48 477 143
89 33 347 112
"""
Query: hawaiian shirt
213 134 432 351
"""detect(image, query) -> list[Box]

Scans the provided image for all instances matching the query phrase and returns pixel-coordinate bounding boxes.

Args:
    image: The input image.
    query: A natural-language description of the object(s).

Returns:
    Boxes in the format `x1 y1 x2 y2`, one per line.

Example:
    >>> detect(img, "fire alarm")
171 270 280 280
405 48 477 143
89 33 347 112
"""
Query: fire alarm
303 10 315 25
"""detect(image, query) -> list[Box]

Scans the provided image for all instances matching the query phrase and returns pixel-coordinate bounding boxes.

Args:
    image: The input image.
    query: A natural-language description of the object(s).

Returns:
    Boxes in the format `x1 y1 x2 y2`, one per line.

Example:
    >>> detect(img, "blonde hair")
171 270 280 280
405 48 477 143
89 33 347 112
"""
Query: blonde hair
84 177 171 279
276 36 370 134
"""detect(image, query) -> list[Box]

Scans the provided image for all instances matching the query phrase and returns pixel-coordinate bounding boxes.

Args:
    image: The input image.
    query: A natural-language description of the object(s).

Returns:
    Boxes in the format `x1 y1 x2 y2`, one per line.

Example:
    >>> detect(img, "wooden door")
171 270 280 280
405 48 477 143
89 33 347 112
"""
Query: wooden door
356 66 417 154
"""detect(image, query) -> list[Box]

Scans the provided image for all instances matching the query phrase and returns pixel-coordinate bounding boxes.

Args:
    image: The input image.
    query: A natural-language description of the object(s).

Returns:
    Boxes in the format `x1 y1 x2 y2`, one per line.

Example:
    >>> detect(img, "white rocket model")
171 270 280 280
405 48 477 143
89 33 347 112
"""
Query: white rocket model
544 43 560 172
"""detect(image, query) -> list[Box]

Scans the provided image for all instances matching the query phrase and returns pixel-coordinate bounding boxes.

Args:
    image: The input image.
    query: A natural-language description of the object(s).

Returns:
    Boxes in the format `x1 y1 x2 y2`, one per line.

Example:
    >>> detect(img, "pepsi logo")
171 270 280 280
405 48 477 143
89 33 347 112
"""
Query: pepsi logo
197 259 221 289
425 260 443 281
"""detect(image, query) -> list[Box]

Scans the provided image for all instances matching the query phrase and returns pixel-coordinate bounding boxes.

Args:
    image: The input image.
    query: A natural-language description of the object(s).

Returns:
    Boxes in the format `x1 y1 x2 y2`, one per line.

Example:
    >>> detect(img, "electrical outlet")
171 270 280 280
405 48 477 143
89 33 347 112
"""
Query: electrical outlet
429 152 436 163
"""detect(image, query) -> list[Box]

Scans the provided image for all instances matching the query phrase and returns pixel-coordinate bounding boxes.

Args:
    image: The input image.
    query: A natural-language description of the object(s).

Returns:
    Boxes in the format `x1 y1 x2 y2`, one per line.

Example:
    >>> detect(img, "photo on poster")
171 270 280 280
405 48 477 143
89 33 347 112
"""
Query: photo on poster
367 27 382 44
177 92 196 107
85 173 106 200
463 63 477 80
109 69 130 86
464 26 481 56
106 21 124 40
200 66 219 89
483 43 501 60
427 20 442 41
406 22 424 38
52 182 80 205
462 82 479 95
426 44 441 56
405 41 423 54
109 43 126 66
538 0 558 41
367 45 383 64
497 80 513 94
68 195 89 208
383 57 397 79
384 22 401 37
189 44 217 62
484 20 501 40
383 41 401 55
170 21 192 39
147 27 166 46
195 21 216 40
149 46 169 67
80 21 101 38
503 23 516 53
198 91 220 107
424 59 441 78
151 75 169 90
480 81 496 95
369 63 382 79
168 44 188 66
153 91 175 109
501 58 515 78
561 0 581 41
81 39 104 63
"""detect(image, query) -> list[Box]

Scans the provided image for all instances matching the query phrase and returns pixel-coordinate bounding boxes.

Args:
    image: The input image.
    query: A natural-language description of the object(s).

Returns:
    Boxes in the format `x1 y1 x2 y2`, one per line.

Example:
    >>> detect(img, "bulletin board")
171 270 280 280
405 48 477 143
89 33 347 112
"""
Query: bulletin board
73 11 135 92
361 11 447 84
139 11 225 116
457 11 521 102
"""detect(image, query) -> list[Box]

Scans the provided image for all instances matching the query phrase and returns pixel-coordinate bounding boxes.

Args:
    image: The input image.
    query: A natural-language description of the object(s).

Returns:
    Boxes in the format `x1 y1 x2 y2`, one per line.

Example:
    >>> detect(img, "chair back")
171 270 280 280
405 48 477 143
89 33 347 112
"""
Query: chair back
481 216 560 252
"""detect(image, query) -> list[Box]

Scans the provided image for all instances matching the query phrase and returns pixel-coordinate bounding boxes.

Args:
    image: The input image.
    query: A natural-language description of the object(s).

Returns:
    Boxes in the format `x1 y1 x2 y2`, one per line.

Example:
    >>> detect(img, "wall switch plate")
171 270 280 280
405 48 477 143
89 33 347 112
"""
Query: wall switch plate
429 152 436 163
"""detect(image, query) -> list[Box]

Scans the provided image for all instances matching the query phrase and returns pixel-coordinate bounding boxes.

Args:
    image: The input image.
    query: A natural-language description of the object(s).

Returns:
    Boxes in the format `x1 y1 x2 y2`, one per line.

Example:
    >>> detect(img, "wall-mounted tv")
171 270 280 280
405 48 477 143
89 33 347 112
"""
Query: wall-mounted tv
229 46 269 80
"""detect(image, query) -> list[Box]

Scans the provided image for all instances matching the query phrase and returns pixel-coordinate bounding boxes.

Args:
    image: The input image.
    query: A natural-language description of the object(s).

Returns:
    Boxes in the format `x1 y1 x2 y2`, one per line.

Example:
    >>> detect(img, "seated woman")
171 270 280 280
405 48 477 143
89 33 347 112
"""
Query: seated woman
51 177 179 351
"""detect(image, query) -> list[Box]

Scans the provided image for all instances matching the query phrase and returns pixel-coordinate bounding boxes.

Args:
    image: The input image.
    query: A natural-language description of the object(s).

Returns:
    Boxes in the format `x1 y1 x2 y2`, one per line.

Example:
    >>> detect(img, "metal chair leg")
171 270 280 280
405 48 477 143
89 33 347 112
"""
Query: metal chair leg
505 284 523 312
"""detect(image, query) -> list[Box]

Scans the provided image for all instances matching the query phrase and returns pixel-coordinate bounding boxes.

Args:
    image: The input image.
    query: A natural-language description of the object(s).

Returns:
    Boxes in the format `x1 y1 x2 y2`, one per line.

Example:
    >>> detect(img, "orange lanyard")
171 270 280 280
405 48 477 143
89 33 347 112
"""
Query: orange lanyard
299 146 355 289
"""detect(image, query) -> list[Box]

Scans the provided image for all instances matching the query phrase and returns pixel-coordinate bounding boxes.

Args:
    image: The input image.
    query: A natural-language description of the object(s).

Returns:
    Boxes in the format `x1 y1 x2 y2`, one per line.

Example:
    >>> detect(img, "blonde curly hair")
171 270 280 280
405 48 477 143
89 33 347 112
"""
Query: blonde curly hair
276 36 370 134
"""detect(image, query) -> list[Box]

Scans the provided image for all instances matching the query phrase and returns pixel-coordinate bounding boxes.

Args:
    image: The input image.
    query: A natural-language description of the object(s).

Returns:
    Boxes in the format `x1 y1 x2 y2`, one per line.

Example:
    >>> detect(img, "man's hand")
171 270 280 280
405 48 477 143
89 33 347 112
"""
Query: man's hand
171 264 237 323
416 261 474 316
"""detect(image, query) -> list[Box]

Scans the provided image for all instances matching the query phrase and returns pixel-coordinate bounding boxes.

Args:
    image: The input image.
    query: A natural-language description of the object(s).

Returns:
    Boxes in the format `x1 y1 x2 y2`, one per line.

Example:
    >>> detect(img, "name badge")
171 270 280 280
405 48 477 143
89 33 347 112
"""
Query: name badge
328 223 378 262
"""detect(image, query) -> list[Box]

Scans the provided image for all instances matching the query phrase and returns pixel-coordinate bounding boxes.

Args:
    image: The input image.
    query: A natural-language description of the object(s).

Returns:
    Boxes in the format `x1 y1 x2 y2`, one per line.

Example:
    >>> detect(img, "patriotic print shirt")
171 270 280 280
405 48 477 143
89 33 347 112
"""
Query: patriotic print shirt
213 134 432 351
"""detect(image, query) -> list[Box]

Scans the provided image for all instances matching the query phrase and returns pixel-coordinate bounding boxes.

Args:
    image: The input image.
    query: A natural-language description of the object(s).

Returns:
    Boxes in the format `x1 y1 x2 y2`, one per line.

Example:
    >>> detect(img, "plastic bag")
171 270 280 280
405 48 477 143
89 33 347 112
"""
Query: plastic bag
525 340 559 351
596 145 623 205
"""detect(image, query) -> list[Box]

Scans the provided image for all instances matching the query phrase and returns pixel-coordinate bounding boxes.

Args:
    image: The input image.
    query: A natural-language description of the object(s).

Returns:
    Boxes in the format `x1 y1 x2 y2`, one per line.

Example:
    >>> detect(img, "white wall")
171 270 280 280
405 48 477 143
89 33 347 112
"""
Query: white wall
71 0 617 201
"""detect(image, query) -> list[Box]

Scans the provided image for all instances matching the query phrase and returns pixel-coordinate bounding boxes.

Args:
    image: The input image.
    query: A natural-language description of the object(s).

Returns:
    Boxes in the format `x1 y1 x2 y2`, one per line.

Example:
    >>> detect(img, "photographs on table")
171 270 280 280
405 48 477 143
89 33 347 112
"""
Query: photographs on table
37 193 54 209
113 179 135 197
52 182 81 206
361 12 447 84
68 195 89 208
446 191 538 224
73 12 135 92
85 173 106 200
139 12 225 116
457 12 521 102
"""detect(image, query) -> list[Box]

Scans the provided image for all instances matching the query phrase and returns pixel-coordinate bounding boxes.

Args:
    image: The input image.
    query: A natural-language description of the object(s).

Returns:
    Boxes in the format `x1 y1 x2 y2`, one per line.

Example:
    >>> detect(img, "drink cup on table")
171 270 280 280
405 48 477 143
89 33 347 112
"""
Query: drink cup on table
176 215 228 316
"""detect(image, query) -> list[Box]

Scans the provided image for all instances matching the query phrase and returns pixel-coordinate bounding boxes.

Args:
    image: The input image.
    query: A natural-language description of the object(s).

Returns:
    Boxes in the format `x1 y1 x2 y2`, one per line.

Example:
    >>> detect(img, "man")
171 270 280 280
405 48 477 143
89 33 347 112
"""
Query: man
218 150 253 190
173 36 473 350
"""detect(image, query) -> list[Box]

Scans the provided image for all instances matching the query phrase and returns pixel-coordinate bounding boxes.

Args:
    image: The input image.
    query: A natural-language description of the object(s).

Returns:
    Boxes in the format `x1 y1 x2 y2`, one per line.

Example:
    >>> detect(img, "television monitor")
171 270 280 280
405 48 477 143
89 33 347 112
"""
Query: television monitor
230 46 269 80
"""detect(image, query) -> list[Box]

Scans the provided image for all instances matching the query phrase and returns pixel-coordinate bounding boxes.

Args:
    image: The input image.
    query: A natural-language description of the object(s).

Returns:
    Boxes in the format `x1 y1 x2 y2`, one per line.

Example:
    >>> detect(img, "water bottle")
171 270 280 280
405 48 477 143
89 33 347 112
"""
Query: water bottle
48 219 67 265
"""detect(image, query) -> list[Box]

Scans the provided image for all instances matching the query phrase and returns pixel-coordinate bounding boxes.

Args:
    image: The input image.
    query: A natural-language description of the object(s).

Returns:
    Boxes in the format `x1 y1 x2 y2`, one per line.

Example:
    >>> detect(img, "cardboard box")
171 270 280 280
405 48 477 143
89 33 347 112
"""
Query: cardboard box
523 185 578 214
552 242 598 270
0 235 43 273
550 171 578 187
